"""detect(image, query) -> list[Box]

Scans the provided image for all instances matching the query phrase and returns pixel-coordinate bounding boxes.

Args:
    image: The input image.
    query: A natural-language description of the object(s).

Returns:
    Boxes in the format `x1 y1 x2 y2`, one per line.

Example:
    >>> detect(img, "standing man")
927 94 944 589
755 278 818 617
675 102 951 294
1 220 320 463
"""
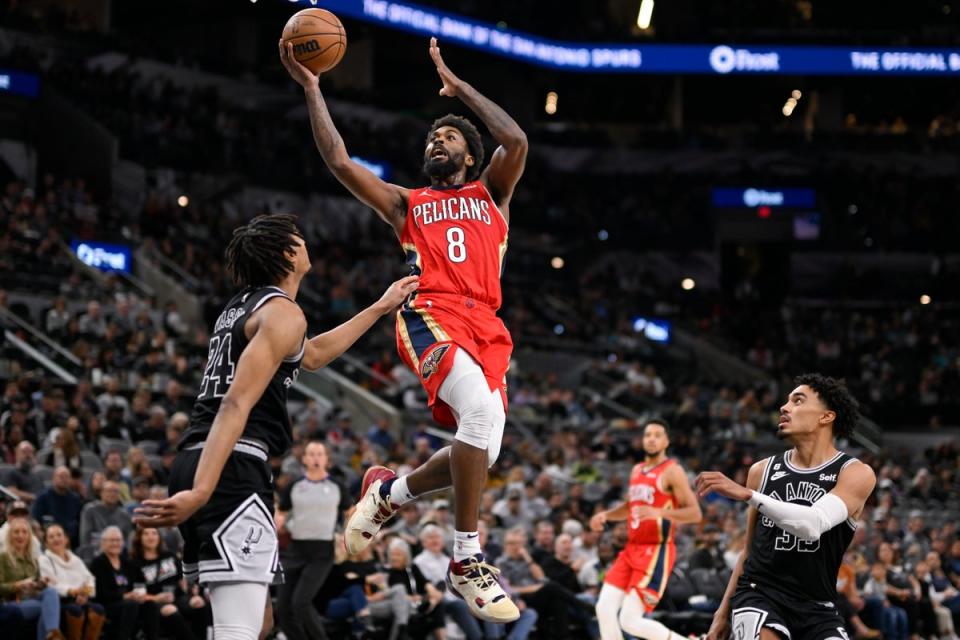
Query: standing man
135 214 417 640
591 420 702 640
275 440 349 640
281 35 528 623
697 374 877 640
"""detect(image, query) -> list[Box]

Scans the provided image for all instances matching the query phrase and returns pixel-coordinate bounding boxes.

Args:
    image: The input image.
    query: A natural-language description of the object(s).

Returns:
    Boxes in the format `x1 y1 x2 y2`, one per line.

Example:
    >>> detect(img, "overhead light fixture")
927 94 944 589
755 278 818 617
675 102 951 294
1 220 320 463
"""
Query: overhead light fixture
177 195 189 207
637 0 655 30
681 278 695 291
920 294 932 305
551 256 564 269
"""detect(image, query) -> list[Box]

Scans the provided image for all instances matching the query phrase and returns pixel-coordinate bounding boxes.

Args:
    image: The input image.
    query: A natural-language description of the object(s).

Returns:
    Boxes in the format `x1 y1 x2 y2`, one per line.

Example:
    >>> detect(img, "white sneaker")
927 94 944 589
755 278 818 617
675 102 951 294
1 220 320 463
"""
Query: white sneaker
343 465 398 555
446 554 520 623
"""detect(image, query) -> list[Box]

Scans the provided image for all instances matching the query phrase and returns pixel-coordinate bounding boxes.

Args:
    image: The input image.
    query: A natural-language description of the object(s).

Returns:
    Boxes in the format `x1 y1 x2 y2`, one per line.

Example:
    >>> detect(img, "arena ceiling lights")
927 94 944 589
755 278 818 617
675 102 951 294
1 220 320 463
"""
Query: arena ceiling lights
285 0 960 76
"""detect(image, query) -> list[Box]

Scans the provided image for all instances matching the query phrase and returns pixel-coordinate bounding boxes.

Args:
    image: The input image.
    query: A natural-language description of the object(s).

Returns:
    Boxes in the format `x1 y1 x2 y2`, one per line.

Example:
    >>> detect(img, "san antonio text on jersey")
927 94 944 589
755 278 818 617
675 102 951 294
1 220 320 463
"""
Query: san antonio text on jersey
741 450 859 603
181 286 304 457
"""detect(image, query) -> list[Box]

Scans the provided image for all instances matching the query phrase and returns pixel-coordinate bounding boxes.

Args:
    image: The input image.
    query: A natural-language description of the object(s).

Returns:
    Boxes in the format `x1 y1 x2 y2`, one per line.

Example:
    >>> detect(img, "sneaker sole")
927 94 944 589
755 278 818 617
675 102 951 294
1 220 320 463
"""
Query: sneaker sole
344 466 396 555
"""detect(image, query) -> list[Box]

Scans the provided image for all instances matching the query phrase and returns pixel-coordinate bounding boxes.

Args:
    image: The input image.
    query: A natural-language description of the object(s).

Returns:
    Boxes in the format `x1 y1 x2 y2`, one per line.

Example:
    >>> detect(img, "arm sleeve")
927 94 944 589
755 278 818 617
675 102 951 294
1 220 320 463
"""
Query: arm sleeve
748 491 848 541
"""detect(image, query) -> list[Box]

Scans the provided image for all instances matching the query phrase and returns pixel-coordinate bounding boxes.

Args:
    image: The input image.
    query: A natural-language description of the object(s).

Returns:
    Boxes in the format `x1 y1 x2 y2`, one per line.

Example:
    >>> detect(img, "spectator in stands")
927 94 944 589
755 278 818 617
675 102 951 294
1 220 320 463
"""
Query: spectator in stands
44 297 69 337
478 520 501 564
78 481 132 548
926 550 960 625
77 301 106 340
160 381 186 416
32 467 83 545
0 501 41 557
541 533 597 637
497 526 589 640
689 523 726 571
329 543 409 640
0 516 63 640
863 561 909 640
42 429 81 471
95 378 129 422
101 451 131 503
492 488 528 530
29 389 66 445
90 525 158 640
530 520 555 564
386 503 423 557
5 441 43 502
37 523 105 640
124 477 151 516
100 406 132 443
385 537 444 640
135 406 168 446
836 551 880 639
914 559 958 640
421 500 455 551
128 527 199 640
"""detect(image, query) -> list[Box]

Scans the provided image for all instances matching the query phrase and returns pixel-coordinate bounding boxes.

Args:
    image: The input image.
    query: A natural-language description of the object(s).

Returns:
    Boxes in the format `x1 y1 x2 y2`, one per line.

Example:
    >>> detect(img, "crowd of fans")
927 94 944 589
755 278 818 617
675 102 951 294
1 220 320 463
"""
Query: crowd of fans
2 374 959 640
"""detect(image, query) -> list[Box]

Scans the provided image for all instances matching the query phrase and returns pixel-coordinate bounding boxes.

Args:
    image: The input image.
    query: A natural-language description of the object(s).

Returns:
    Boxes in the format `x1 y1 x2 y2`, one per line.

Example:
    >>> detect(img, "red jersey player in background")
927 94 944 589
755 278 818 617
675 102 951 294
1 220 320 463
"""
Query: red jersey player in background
280 37 527 622
590 419 703 640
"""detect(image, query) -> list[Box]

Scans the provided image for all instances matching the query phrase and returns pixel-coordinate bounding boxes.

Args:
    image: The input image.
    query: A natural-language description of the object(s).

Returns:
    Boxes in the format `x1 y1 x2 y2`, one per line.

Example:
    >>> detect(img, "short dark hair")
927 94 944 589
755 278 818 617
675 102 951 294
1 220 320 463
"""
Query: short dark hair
426 114 484 181
225 214 304 288
644 418 671 437
794 373 860 439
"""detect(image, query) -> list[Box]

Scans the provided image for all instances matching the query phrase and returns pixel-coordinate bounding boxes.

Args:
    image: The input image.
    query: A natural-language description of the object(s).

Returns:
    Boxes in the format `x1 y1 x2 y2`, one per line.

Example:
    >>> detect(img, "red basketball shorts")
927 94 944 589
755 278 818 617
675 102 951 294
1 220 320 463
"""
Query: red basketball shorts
395 292 512 427
604 542 676 612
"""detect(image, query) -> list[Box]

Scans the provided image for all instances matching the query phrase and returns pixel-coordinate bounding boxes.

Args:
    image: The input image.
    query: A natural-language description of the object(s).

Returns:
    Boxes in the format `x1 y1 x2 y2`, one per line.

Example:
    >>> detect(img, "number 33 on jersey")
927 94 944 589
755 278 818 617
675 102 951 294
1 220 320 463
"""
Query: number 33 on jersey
401 181 508 309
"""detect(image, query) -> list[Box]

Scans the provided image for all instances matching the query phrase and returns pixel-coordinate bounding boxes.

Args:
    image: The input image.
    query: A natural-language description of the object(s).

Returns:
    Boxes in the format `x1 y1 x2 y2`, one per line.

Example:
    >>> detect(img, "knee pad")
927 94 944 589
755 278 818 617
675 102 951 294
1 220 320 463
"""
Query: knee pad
485 389 506 468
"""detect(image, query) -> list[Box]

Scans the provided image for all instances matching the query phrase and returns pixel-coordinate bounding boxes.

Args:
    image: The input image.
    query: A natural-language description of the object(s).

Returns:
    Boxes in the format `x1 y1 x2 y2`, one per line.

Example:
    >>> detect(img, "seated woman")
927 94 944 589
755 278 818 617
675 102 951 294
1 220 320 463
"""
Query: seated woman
38 523 105 640
129 527 201 640
89 525 158 640
0 517 63 640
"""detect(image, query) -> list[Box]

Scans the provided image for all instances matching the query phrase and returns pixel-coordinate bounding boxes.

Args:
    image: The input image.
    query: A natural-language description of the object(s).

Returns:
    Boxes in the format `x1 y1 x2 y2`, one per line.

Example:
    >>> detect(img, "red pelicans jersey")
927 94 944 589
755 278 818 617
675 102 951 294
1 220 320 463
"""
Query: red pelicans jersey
627 459 678 546
401 181 508 309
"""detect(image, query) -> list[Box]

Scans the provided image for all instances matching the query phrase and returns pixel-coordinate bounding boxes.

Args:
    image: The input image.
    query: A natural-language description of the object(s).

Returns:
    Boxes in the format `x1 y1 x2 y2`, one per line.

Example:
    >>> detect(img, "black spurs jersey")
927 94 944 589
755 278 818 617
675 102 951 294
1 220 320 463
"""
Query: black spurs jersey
182 286 304 457
741 450 859 603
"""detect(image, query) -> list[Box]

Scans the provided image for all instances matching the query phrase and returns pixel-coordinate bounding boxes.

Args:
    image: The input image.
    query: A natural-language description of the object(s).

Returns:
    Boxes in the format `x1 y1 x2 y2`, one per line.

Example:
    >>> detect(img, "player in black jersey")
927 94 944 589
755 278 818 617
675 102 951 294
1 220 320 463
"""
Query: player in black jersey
135 214 418 640
695 374 877 640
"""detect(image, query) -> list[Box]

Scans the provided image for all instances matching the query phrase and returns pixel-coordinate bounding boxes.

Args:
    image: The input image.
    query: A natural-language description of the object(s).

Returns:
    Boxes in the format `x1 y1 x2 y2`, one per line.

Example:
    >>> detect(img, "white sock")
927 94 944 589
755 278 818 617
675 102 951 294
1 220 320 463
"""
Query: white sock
453 529 482 561
389 475 415 506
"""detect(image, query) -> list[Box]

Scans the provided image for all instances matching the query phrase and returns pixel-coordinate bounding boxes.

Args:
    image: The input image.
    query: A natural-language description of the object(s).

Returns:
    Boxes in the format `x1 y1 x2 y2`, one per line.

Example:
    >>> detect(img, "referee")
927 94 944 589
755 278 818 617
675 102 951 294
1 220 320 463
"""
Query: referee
276 440 349 640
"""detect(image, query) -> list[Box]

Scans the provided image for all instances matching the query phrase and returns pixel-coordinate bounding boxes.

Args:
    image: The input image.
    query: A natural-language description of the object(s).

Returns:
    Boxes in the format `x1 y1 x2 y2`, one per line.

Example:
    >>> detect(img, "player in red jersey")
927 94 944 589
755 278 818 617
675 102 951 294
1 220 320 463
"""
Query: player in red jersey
590 420 703 640
281 37 527 622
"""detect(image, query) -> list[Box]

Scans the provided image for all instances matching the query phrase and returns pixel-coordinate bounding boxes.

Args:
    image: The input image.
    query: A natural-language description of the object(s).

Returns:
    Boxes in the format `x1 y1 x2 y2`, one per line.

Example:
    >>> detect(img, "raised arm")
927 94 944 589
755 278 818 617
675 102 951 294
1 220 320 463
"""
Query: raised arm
135 302 305 527
429 38 528 213
279 41 409 232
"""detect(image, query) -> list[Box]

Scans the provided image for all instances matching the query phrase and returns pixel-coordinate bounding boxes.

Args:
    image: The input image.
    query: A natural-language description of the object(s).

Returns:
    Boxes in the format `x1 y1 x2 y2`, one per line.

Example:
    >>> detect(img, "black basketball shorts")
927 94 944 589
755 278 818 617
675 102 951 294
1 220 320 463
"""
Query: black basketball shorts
168 438 280 585
731 581 850 640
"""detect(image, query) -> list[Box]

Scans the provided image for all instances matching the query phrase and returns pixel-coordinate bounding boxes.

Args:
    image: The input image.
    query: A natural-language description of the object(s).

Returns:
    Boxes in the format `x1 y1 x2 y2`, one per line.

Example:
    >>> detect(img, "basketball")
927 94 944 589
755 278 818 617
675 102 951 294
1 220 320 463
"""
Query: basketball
281 8 347 75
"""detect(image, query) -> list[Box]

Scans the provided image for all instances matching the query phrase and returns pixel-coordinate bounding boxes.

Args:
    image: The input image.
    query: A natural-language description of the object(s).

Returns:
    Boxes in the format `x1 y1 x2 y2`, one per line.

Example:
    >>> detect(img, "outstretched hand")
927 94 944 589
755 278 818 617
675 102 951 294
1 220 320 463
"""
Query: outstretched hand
695 471 752 502
134 489 209 528
279 40 319 89
375 275 420 314
429 37 464 98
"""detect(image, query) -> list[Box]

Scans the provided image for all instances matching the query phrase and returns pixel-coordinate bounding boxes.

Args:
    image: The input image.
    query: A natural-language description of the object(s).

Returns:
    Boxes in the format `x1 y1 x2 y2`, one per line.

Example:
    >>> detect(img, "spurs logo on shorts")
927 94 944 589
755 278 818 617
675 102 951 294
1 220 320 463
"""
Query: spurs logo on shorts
421 343 451 379
240 526 264 558
197 493 279 584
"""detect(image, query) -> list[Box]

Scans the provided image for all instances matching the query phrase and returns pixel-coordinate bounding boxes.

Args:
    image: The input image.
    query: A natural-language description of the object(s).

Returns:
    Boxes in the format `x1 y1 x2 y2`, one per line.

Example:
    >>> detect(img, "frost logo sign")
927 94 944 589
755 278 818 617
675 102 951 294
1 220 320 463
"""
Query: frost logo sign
709 45 780 74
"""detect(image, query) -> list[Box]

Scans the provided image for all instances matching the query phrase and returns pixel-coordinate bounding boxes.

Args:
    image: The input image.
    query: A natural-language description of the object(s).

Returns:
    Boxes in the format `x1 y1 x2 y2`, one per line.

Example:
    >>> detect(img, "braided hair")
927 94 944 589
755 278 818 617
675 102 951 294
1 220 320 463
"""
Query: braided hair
225 214 304 288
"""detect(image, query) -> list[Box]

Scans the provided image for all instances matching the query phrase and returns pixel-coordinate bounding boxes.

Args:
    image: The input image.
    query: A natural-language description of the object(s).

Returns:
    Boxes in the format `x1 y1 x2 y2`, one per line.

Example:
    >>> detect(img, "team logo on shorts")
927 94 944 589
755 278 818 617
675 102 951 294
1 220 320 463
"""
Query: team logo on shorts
240 525 263 558
641 590 659 608
421 344 451 380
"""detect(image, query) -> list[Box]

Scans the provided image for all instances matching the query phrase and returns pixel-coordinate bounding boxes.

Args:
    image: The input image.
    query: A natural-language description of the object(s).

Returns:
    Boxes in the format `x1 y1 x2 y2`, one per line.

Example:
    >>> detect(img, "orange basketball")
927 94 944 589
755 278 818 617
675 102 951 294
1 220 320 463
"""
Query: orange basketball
281 8 347 75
